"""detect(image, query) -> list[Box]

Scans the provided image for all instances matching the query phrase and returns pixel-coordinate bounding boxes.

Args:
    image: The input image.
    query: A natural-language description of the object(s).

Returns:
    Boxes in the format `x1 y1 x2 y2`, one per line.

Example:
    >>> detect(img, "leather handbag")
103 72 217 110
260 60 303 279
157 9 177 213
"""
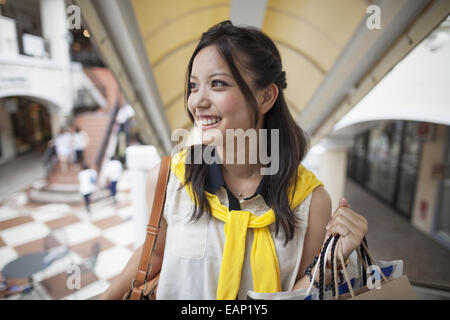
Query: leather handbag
123 156 171 300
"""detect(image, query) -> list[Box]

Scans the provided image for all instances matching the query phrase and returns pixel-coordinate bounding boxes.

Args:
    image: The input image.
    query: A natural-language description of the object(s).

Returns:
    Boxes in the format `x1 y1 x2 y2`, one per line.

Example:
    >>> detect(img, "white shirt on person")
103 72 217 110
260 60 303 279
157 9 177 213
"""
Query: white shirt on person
78 169 97 195
103 160 123 182
54 132 72 157
73 131 89 151
116 104 135 124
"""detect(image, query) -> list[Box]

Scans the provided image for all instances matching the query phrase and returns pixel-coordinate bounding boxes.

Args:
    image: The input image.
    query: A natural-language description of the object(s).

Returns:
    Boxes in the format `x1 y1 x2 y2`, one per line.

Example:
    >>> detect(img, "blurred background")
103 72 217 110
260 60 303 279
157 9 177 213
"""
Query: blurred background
0 0 449 300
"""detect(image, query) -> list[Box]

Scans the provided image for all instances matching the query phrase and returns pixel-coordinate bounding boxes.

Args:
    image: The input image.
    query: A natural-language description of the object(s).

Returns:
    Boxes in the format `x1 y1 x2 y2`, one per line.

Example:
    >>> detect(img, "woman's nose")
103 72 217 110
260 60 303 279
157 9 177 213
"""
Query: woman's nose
190 86 210 109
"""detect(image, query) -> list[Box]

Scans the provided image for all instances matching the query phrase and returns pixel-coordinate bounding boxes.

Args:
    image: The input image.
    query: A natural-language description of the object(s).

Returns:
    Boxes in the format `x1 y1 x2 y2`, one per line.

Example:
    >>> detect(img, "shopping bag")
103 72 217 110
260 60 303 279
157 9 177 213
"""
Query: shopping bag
247 235 344 300
247 235 416 300
328 237 417 300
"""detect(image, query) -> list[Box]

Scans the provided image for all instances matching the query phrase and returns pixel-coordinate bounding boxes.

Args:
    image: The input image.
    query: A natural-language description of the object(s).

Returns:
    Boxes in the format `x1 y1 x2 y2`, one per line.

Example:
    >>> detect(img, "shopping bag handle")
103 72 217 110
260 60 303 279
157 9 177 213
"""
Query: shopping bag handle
308 235 389 300
305 235 335 298
334 237 389 300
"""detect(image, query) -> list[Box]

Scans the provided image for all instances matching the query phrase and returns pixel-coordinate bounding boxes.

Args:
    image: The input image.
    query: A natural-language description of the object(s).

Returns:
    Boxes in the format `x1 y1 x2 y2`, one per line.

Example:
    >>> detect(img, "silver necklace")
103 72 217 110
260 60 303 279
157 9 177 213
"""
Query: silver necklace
236 171 260 199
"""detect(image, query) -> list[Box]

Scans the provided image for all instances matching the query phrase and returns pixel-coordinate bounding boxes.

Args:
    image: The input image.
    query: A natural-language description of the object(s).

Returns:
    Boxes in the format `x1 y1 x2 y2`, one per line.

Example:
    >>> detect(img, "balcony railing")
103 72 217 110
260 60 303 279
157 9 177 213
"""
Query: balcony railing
0 15 51 59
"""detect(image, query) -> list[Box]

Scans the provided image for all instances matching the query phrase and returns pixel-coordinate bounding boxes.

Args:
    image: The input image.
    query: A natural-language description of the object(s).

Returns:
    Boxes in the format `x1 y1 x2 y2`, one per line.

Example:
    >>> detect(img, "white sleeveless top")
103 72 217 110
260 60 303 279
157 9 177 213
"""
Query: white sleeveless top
156 171 313 300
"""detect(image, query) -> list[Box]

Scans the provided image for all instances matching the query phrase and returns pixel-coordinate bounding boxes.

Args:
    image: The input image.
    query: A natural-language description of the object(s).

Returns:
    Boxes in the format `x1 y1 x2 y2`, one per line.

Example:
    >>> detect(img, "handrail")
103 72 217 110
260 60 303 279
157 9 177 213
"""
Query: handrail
42 143 57 177
84 68 107 99
95 100 120 172
409 278 450 292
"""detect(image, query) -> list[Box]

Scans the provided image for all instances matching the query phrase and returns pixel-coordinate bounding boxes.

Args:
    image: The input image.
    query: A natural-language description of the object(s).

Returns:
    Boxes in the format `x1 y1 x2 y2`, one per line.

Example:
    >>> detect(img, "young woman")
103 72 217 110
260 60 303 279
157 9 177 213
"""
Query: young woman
99 20 368 300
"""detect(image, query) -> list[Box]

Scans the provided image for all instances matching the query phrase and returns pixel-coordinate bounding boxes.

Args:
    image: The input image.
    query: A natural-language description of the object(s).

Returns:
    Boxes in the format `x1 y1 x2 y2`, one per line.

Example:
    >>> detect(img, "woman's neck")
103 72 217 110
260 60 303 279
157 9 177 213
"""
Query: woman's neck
215 143 263 179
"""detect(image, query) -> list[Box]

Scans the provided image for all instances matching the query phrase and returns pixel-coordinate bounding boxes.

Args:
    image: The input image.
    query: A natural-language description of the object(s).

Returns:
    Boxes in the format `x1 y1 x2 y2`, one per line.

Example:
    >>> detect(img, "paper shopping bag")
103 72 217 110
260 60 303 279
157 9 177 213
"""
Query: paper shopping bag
330 238 417 300
335 275 417 300
350 275 417 300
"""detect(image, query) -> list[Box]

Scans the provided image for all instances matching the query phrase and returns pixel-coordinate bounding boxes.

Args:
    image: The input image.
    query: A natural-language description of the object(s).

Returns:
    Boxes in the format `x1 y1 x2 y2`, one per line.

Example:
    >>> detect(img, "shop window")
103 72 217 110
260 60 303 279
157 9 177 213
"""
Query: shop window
365 121 403 203
395 122 422 217
9 98 51 155
347 132 369 185
436 127 450 244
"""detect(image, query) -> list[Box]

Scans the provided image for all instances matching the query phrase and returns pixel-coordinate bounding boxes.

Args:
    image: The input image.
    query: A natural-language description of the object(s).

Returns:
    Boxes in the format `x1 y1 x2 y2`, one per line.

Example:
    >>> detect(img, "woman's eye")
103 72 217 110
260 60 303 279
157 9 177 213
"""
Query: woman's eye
212 80 227 87
189 82 197 90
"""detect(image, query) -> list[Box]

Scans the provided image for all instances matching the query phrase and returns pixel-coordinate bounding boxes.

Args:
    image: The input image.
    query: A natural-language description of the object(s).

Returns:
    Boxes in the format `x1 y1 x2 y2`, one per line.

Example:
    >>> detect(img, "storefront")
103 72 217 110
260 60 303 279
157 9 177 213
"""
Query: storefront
434 127 450 248
0 97 52 158
347 120 423 219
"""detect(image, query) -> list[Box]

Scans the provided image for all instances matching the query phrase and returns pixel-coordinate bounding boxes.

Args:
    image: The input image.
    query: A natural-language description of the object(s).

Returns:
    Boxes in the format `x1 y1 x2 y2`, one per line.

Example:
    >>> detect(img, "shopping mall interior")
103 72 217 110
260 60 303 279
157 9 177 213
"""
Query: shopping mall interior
0 0 449 301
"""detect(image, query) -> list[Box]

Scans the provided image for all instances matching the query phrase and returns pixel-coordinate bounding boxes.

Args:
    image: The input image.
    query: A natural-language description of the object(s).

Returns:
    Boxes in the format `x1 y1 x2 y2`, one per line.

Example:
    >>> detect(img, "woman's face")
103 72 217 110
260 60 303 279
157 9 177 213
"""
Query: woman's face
188 45 260 146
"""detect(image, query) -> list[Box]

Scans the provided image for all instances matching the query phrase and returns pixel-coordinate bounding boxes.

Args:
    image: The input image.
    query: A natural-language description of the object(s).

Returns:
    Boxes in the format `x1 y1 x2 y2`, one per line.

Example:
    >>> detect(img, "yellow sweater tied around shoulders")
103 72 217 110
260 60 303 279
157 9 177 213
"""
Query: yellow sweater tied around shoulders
171 150 323 300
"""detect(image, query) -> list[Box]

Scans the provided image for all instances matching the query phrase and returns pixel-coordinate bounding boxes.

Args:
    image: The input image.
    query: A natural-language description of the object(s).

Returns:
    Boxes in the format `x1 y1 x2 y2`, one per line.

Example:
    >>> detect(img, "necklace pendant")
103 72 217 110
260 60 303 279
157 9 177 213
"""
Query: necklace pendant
238 192 242 198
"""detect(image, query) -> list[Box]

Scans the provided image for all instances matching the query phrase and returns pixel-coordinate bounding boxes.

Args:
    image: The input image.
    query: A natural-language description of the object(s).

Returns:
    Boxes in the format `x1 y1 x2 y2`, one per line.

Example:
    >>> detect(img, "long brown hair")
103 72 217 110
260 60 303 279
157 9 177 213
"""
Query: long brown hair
182 20 308 245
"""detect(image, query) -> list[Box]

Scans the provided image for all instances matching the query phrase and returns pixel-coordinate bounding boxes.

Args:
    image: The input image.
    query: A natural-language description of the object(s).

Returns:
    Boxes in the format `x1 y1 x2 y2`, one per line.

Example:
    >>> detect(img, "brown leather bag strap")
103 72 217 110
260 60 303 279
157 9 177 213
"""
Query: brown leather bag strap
130 156 171 299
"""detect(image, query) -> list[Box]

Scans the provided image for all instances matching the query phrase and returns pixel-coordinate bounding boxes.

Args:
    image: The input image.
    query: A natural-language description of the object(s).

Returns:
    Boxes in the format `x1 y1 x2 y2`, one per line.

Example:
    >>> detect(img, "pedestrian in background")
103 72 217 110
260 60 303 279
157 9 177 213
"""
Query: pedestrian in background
78 163 97 214
53 128 73 173
104 156 123 203
116 103 135 146
73 126 90 169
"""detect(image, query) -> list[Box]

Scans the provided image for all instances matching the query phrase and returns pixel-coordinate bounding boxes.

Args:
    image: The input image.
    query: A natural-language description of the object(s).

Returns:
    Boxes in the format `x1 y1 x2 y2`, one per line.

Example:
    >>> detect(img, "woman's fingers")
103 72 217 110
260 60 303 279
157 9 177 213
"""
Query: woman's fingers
339 198 350 208
328 206 368 232
327 211 356 232
326 221 351 239
324 200 369 259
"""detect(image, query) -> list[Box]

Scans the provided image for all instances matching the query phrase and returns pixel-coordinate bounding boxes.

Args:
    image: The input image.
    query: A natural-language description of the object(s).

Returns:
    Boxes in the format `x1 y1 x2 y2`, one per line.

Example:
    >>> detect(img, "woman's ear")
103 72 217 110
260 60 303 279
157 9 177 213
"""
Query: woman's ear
258 83 279 115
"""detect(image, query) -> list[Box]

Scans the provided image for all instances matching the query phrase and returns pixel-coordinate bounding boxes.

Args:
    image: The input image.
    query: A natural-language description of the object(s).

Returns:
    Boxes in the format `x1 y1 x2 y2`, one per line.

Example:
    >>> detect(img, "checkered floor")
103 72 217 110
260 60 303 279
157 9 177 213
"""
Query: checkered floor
0 171 136 300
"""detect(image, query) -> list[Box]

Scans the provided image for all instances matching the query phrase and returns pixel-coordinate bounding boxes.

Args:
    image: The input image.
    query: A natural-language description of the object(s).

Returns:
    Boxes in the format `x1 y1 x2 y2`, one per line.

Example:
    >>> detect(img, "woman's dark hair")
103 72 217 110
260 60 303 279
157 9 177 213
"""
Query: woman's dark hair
182 20 309 245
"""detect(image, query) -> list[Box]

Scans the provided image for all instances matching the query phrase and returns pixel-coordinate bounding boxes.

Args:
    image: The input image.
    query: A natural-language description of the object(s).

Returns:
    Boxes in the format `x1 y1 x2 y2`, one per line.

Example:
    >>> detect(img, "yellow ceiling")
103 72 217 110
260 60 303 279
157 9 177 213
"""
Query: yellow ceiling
131 0 366 131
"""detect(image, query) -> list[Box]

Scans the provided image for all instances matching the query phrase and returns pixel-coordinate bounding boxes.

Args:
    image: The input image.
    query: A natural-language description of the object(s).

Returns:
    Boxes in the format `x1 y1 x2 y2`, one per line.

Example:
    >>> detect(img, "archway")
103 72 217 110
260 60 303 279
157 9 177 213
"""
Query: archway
0 95 58 162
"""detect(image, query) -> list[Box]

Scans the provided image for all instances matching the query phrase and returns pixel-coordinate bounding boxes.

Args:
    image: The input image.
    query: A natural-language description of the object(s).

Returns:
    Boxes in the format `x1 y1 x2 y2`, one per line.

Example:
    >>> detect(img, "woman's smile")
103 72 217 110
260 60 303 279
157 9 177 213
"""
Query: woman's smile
196 115 223 130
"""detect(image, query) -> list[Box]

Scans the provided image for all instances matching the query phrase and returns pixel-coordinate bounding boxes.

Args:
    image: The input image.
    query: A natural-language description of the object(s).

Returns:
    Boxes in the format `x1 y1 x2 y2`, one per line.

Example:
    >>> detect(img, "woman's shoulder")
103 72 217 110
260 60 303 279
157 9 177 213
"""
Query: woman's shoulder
309 185 332 222
311 185 330 201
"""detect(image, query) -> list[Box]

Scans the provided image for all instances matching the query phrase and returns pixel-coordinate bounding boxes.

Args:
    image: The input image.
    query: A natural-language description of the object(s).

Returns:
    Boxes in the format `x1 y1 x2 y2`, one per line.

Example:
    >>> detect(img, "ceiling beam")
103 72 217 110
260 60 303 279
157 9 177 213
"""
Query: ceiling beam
74 0 173 155
230 0 268 28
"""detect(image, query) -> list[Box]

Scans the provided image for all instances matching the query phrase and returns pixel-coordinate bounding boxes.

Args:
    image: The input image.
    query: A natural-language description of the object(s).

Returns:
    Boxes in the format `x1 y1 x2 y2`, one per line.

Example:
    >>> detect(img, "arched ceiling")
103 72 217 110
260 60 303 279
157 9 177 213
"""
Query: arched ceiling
130 0 367 131
76 0 448 153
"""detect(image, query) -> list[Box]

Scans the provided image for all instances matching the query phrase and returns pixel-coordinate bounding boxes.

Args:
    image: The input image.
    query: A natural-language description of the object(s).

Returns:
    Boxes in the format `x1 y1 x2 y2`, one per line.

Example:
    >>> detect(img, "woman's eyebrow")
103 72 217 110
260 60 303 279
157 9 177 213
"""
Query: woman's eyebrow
190 72 232 79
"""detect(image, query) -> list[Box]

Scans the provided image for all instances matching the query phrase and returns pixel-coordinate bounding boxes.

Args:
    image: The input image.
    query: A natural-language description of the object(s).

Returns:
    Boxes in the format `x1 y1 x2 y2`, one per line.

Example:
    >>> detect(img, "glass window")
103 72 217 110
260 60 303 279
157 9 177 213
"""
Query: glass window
436 127 450 243
396 122 422 216
366 121 403 203
348 132 368 184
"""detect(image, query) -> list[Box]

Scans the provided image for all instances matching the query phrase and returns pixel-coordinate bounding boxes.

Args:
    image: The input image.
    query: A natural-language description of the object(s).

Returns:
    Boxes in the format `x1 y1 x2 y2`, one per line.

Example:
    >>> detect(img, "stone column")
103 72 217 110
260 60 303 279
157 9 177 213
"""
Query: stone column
39 0 71 65
39 0 73 121
318 137 353 212
126 145 161 249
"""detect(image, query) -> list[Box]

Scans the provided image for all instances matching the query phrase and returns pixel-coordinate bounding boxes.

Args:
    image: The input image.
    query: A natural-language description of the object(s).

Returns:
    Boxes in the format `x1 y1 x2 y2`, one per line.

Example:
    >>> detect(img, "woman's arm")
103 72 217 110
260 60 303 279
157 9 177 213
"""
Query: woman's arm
293 186 331 290
98 162 167 300
293 187 369 290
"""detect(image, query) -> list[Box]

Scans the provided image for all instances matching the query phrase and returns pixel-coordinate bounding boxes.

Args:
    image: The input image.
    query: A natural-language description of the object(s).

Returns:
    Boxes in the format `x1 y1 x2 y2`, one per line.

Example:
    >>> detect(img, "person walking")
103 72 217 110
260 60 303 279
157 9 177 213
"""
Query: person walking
116 103 135 160
53 128 73 173
73 126 90 168
103 156 123 203
78 163 97 214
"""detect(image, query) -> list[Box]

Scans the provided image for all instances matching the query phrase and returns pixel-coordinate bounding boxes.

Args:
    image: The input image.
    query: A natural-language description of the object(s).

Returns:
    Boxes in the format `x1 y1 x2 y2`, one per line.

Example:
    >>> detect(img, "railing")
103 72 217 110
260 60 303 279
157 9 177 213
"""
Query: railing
95 100 120 172
0 16 51 59
42 143 57 178
410 278 450 299
410 278 450 292
83 68 107 100
21 33 51 59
